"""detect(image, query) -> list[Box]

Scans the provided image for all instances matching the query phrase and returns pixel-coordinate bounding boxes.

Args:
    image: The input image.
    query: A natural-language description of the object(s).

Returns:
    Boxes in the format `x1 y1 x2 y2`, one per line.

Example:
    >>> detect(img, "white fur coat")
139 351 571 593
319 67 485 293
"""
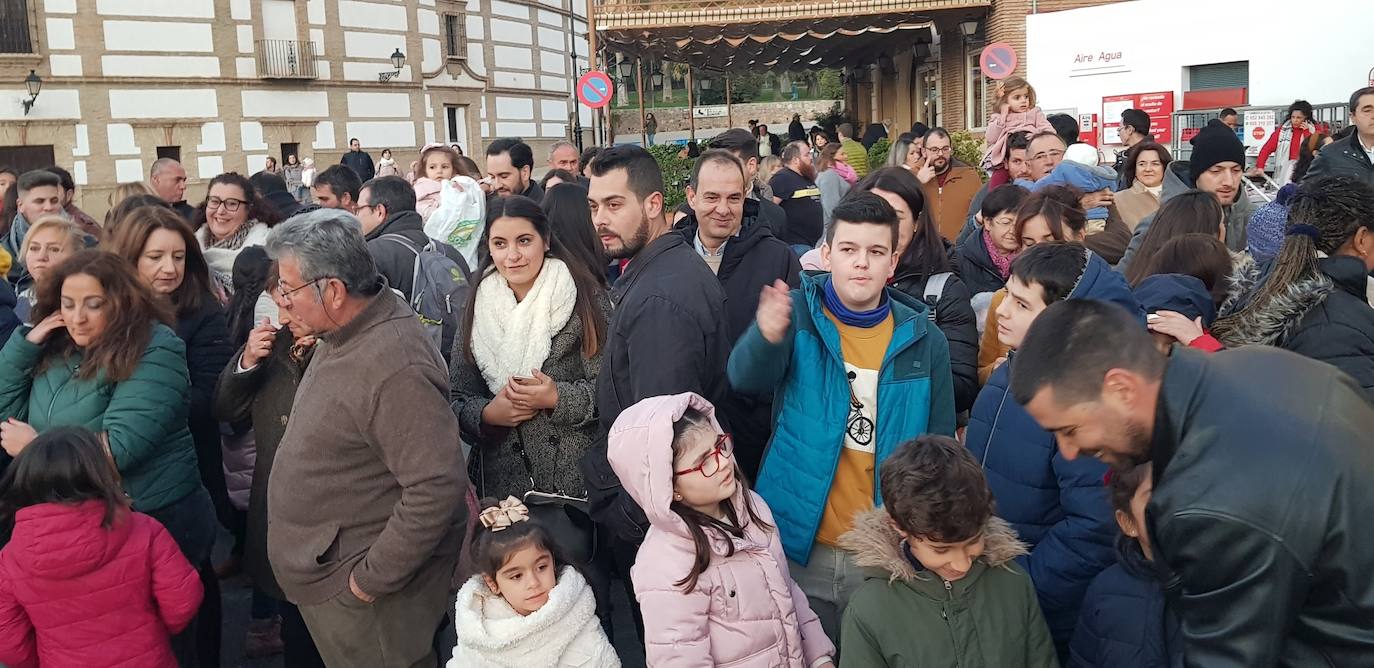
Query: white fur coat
448 566 620 668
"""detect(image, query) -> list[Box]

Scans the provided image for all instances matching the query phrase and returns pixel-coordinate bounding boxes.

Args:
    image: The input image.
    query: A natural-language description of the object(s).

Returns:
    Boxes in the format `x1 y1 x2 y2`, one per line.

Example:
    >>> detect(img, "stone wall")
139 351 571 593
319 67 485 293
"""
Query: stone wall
610 99 843 134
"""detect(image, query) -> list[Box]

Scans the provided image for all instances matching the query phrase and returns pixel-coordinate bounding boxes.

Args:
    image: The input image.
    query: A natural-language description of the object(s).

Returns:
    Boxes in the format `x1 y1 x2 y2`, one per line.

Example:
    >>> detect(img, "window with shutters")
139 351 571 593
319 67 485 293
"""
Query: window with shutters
444 13 466 61
1188 61 1249 91
0 0 34 53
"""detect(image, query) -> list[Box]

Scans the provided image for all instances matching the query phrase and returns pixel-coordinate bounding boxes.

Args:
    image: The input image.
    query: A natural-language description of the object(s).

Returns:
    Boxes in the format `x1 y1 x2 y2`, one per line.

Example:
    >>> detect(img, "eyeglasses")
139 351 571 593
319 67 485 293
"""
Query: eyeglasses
674 434 733 478
1031 149 1065 162
206 197 247 213
925 146 953 155
276 277 323 309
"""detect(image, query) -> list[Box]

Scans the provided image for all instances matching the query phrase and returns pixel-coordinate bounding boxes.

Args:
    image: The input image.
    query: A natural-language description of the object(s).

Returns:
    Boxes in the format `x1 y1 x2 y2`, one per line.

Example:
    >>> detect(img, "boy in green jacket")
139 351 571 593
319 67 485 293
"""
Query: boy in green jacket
838 435 1057 668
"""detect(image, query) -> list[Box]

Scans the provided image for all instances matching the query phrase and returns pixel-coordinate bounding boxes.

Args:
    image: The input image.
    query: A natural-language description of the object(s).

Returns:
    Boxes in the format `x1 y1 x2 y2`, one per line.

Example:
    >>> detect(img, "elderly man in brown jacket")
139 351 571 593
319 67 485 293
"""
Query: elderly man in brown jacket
261 209 467 668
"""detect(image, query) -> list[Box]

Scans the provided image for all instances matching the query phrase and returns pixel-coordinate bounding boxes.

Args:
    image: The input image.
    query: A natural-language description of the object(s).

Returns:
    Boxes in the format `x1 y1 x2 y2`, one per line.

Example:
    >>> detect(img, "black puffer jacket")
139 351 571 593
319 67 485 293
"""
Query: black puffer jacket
1148 345 1374 666
174 296 234 524
674 209 800 478
956 226 1010 298
889 267 979 413
1217 254 1374 398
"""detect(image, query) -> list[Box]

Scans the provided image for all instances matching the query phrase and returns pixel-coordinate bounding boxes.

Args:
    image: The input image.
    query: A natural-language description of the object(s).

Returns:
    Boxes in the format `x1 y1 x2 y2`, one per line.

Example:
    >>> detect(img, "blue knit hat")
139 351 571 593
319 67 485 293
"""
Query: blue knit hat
1132 274 1217 326
1246 183 1298 263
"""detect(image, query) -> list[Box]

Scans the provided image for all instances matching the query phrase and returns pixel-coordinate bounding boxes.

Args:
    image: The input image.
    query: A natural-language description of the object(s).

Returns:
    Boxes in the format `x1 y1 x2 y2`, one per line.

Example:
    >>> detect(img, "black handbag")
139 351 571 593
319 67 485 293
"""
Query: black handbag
512 428 596 566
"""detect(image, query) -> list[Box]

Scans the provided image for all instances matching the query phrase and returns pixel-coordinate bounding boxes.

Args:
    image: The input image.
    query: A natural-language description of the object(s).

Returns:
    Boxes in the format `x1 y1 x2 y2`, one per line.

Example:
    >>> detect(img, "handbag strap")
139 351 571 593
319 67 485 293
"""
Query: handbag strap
513 427 554 495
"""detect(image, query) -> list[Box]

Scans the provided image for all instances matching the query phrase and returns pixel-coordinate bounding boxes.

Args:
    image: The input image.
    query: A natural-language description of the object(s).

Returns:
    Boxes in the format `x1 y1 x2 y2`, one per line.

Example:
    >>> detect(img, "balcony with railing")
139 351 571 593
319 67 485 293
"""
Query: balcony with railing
254 39 318 79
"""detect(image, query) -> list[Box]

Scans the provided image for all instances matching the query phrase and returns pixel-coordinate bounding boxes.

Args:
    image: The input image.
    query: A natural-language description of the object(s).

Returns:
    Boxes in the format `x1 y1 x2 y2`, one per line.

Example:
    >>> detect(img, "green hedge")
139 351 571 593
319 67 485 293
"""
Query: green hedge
868 138 891 171
648 144 694 210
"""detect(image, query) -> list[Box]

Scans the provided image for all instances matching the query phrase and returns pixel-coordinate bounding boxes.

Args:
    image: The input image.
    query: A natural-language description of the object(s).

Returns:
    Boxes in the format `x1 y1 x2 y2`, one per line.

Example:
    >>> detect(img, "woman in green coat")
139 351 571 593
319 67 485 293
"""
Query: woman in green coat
0 250 216 664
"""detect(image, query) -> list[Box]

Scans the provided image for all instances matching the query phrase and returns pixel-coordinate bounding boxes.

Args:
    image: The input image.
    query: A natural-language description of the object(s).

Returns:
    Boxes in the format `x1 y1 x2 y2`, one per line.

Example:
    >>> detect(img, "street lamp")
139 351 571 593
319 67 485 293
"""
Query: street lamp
21 70 41 115
650 65 664 88
616 56 633 79
378 48 406 82
959 19 980 39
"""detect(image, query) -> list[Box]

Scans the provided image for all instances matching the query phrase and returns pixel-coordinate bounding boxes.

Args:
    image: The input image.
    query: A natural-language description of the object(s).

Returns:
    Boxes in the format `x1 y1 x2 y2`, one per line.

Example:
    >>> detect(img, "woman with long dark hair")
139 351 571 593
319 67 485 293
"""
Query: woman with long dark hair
450 195 610 501
1121 190 1226 286
854 167 979 412
214 265 327 667
542 182 607 288
0 250 216 666
1213 175 1374 395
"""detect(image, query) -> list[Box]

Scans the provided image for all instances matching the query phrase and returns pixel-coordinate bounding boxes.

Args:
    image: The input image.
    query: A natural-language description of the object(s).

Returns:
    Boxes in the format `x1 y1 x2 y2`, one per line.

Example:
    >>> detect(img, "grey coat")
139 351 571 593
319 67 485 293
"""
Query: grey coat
449 291 611 500
212 331 314 601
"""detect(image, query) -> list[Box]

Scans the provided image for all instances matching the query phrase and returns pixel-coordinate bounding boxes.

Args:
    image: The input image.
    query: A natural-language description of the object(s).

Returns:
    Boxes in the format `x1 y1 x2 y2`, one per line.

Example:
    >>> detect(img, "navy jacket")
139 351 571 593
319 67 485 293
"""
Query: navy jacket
1069 545 1182 668
965 249 1144 653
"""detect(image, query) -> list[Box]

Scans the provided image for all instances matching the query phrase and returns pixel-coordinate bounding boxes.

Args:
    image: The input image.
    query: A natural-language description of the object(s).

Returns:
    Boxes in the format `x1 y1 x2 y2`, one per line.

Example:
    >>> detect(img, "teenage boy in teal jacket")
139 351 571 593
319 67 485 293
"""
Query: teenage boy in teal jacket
728 191 956 646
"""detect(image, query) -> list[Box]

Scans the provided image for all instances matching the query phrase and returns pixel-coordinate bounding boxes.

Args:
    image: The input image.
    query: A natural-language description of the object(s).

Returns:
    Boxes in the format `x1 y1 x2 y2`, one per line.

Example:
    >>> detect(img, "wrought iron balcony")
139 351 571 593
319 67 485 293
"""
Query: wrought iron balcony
255 39 318 79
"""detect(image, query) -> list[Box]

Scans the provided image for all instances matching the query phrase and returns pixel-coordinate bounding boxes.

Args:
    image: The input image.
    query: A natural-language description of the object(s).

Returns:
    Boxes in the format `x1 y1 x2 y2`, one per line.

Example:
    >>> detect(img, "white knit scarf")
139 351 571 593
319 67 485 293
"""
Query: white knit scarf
470 257 577 395
450 567 620 668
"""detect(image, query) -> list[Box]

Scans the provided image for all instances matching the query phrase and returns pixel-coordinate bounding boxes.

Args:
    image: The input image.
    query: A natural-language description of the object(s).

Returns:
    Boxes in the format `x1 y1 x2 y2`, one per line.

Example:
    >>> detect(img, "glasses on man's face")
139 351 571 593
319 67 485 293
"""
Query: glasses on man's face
276 277 322 309
1031 149 1065 163
206 197 246 213
925 146 953 155
674 434 734 478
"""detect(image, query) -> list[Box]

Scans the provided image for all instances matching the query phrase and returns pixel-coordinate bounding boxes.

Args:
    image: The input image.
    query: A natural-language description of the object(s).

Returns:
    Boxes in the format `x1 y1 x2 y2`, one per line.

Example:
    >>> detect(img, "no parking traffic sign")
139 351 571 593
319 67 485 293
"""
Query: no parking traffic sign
980 42 1018 80
577 71 615 110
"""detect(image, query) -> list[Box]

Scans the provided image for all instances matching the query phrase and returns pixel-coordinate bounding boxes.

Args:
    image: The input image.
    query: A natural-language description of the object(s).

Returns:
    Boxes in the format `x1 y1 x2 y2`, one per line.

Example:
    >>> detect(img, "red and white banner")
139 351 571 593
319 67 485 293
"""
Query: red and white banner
1101 91 1175 145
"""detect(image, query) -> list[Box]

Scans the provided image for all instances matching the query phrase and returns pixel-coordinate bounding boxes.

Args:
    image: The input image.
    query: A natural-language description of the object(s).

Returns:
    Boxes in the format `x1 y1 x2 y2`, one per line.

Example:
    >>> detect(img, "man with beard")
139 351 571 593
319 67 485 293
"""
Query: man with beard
1012 299 1374 666
917 128 983 242
676 149 800 478
484 137 543 201
584 144 730 538
769 140 826 253
1117 121 1251 274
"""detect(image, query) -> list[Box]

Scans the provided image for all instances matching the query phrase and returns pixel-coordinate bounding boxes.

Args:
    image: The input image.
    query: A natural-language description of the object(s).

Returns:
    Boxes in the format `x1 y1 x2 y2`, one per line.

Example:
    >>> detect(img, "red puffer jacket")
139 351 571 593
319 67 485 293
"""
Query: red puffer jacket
0 500 203 668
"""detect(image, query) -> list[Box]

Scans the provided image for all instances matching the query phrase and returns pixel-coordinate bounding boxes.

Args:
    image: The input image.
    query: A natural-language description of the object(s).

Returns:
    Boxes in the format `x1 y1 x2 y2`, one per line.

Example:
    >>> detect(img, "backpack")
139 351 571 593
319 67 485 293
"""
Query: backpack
922 272 952 321
379 234 469 355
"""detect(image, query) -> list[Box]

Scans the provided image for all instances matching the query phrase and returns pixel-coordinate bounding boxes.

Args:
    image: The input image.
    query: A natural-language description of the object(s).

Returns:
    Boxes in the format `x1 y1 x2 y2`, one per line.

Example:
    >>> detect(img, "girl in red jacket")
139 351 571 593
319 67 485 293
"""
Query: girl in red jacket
0 427 203 668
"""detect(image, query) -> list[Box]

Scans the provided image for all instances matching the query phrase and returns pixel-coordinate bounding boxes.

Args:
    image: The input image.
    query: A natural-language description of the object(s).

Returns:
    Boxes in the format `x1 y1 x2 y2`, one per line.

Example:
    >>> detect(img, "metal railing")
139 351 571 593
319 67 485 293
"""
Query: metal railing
254 40 318 79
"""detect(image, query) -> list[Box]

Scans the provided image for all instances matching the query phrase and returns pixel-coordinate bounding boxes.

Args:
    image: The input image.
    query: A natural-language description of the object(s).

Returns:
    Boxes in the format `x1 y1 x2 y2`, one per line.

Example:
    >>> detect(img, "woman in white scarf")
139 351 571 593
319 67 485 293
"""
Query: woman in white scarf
449 195 612 502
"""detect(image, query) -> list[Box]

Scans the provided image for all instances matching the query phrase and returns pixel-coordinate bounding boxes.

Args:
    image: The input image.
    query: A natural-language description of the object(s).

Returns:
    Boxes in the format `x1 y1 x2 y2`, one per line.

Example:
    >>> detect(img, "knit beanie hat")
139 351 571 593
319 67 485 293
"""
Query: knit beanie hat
1189 120 1246 185
1133 273 1218 326
1245 183 1298 263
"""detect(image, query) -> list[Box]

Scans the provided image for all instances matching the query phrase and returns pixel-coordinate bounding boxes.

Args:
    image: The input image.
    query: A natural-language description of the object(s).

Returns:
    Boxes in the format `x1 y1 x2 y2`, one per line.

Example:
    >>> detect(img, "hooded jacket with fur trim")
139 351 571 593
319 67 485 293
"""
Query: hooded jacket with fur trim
608 392 835 668
837 509 1057 668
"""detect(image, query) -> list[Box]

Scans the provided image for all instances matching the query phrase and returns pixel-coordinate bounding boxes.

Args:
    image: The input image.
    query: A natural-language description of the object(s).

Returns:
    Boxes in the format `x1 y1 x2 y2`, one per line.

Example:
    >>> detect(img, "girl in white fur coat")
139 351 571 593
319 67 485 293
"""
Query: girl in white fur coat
449 497 620 668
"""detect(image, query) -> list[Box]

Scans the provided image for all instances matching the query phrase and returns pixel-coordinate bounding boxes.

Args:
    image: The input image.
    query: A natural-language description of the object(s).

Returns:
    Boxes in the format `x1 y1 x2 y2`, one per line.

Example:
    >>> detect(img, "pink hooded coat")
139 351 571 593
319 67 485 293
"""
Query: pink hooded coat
608 393 835 668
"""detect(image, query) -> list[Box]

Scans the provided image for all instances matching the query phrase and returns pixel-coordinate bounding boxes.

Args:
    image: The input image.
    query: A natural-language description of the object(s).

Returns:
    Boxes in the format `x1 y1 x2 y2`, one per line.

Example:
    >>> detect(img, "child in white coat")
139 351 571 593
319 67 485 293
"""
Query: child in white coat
449 497 620 668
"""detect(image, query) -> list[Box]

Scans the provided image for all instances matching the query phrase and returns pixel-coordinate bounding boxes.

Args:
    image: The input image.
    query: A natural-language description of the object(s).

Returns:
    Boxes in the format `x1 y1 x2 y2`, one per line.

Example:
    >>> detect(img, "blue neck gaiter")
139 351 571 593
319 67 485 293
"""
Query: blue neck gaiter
822 276 890 328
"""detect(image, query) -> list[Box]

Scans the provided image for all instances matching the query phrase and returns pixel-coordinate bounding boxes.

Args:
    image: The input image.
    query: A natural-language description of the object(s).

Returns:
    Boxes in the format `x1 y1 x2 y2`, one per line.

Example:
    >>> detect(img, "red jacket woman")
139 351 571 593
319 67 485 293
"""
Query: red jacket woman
0 501 203 668
1253 100 1318 185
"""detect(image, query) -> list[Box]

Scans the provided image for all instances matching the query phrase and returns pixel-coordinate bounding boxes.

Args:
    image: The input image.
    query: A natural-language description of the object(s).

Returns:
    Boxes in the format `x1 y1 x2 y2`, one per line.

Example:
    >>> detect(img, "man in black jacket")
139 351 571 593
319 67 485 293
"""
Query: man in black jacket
357 176 470 361
1306 87 1374 187
1011 299 1374 666
676 149 801 477
485 138 543 201
340 138 376 183
706 129 788 234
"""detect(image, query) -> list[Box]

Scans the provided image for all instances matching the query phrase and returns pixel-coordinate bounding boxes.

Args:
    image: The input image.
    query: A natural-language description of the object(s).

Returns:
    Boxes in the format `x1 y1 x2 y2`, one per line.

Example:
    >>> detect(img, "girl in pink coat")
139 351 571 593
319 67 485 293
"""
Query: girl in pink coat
608 393 836 668
0 427 203 668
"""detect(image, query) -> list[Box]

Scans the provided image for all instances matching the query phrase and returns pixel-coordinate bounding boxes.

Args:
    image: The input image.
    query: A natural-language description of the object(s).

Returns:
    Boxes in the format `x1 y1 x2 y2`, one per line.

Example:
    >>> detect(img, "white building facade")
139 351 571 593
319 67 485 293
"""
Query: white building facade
0 0 591 215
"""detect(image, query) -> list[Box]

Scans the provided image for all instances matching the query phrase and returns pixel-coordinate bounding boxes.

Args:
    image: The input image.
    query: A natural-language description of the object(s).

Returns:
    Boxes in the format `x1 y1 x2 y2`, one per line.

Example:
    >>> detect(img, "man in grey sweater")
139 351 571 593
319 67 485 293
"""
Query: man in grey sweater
261 209 467 668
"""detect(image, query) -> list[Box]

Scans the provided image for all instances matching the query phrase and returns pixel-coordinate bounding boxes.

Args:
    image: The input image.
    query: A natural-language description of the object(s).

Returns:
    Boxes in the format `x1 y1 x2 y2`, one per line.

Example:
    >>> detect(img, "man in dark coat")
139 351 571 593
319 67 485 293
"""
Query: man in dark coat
1305 87 1374 187
356 176 471 361
706 129 788 234
675 149 801 478
340 138 376 183
584 145 730 542
1013 299 1374 667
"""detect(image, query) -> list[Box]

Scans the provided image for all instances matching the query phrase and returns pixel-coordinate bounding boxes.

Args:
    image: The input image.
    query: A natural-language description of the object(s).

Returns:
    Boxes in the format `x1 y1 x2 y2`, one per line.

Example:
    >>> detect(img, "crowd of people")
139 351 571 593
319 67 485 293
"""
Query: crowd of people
0 82 1371 668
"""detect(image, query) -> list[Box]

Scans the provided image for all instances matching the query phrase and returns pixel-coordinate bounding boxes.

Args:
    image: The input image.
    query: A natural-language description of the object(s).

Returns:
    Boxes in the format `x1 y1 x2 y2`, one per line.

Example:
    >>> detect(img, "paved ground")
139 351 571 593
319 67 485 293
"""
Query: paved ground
216 532 647 667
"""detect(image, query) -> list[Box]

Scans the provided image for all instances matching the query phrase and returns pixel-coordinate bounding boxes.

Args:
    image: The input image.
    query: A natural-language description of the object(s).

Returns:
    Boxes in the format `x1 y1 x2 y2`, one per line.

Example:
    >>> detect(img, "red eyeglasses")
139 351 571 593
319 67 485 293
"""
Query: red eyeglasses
674 433 734 478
